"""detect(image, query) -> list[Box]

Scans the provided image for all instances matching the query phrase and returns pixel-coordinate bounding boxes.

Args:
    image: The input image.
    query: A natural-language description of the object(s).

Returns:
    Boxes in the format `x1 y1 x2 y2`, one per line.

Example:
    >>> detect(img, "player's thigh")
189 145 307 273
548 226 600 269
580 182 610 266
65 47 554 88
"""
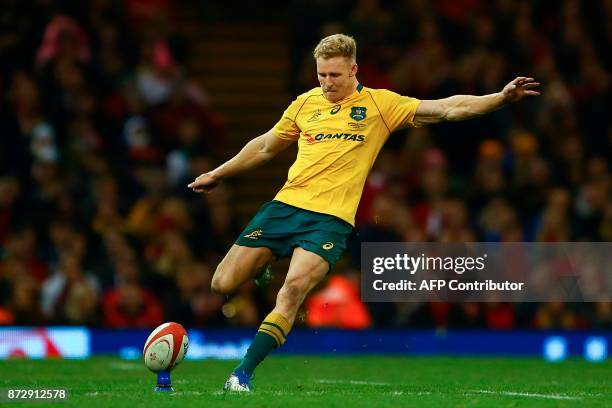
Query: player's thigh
213 244 274 285
280 247 329 299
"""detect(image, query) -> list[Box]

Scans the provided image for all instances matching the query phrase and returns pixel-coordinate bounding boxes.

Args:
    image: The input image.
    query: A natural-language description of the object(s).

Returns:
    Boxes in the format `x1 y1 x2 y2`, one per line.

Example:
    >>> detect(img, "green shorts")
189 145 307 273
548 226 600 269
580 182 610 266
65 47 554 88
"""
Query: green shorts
235 200 353 272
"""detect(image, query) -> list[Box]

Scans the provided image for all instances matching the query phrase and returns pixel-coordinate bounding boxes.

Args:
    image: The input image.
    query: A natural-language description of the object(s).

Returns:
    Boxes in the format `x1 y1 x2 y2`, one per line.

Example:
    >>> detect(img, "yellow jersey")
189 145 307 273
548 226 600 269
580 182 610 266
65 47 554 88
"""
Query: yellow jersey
273 84 421 226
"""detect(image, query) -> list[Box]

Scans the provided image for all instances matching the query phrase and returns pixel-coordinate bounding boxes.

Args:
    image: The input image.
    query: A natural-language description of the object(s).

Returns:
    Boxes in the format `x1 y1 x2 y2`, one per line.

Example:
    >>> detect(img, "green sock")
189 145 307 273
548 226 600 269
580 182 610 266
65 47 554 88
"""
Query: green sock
234 331 277 376
235 313 291 377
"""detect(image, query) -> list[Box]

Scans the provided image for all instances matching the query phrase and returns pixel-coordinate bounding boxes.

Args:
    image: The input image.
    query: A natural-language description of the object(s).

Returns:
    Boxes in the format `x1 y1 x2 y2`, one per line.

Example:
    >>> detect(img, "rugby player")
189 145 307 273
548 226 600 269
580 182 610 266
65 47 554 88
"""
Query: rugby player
188 34 539 392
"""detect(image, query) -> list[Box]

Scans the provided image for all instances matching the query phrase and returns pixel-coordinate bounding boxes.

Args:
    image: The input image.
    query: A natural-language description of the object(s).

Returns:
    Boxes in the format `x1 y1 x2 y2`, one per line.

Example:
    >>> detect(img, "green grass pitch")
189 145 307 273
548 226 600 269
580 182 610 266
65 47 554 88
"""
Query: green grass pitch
0 356 610 407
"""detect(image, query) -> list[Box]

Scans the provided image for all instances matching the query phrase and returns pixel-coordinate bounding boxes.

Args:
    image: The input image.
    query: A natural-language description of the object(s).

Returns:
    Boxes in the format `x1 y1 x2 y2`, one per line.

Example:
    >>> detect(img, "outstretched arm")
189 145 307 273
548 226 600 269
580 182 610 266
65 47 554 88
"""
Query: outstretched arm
188 128 294 193
413 77 540 126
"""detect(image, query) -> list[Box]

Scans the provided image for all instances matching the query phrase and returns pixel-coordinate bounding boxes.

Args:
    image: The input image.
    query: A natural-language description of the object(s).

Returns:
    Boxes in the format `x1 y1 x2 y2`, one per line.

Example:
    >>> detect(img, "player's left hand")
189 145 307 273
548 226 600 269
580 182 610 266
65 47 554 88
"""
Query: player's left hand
501 77 540 103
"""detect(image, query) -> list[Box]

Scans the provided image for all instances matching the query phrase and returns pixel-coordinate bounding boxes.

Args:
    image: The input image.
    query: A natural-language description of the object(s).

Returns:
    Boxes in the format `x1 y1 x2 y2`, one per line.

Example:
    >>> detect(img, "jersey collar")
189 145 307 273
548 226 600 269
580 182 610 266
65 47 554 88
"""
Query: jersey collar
327 83 364 104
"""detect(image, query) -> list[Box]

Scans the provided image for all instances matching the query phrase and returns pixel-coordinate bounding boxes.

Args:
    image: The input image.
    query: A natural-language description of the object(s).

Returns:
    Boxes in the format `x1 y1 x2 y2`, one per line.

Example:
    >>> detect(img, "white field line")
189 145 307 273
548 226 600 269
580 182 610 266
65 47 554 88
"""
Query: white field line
317 381 595 400
170 391 209 396
85 391 115 397
316 379 393 386
470 390 582 400
316 379 432 396
83 382 596 401
389 391 432 396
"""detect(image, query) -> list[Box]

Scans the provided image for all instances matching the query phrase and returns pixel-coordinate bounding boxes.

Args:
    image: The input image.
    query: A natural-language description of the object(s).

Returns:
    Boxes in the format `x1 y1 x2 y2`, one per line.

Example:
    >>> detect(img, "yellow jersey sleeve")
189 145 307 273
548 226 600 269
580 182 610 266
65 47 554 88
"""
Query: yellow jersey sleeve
374 89 421 132
273 96 304 141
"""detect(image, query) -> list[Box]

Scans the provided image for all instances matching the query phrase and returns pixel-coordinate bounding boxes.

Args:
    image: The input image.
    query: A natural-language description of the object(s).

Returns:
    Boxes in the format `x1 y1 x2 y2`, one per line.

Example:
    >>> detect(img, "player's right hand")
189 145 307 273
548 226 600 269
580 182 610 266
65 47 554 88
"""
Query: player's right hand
188 172 221 193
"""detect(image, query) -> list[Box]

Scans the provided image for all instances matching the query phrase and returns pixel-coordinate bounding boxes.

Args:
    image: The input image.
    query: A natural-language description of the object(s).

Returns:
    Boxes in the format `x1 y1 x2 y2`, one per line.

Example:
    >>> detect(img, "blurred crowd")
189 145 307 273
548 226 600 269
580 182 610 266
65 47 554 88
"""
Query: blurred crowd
1 0 611 330
0 0 231 329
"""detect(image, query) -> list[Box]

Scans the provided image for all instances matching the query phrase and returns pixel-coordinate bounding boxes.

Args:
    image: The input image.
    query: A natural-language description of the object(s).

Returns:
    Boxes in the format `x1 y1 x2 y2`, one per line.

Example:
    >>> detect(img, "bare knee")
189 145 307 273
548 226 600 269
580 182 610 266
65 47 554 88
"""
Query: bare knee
211 245 273 295
210 264 235 295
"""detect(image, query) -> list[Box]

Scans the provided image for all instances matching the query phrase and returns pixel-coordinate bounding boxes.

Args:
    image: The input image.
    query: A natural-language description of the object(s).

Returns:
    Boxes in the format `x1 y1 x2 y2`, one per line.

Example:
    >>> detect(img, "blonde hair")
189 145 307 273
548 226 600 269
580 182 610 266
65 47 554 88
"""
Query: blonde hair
313 34 356 61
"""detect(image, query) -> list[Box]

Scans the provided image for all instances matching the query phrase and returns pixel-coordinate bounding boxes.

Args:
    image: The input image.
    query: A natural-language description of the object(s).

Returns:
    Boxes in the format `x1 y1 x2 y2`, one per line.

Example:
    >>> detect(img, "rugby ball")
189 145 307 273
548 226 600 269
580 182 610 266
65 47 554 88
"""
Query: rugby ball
143 322 189 372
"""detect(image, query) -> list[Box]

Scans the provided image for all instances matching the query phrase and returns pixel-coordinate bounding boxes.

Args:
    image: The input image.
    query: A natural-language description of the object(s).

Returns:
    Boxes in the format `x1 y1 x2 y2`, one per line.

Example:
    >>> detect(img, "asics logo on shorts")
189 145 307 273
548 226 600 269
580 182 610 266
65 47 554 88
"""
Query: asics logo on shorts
322 242 334 250
244 229 263 239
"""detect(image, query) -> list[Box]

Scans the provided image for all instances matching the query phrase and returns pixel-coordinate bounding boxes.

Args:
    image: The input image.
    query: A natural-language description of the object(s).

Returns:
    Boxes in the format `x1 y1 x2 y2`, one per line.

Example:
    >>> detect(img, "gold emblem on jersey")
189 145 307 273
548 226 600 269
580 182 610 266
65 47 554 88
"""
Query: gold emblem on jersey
244 229 263 240
322 242 334 250
308 109 322 122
